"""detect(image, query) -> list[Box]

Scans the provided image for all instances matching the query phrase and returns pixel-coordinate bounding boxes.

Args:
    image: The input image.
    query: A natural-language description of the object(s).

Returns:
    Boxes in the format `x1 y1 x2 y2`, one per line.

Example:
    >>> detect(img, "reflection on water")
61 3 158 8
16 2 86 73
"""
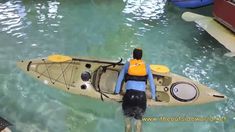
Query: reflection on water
28 0 62 38
0 0 235 132
35 1 62 29
0 0 63 41
123 0 166 20
0 1 26 37
122 0 167 36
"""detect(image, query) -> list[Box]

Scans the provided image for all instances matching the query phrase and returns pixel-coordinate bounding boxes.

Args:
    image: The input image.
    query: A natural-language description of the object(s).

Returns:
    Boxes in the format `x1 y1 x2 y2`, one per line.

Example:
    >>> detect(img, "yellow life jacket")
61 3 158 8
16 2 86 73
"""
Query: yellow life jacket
128 59 147 76
125 59 147 82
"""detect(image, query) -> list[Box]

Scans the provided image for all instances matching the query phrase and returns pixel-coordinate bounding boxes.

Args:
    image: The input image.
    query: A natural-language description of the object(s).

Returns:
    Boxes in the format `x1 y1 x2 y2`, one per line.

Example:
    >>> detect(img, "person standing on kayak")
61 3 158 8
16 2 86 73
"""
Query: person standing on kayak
114 48 156 132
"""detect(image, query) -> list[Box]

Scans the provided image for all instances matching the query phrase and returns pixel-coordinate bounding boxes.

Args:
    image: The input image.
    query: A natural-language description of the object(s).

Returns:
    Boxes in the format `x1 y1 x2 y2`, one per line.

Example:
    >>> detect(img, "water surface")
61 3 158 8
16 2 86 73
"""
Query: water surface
0 0 235 132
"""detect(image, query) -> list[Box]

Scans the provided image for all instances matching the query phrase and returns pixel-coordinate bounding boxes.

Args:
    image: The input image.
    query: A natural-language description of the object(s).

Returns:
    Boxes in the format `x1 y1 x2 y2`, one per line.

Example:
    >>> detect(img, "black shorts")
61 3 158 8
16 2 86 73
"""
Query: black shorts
122 89 147 120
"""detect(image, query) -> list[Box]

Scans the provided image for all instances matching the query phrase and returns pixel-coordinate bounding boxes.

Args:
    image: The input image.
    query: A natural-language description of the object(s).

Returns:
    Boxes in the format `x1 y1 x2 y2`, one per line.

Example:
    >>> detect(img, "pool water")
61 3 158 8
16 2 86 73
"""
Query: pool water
0 0 235 132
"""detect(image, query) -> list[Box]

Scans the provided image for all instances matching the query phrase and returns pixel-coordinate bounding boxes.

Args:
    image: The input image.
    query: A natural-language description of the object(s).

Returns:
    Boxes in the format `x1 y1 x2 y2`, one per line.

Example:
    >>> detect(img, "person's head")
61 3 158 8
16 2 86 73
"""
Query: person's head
133 48 143 60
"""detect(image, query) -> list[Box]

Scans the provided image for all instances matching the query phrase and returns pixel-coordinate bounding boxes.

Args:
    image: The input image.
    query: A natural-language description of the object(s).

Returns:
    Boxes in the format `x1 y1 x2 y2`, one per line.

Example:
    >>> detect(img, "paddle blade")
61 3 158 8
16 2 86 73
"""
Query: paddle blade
150 65 170 74
48 54 72 62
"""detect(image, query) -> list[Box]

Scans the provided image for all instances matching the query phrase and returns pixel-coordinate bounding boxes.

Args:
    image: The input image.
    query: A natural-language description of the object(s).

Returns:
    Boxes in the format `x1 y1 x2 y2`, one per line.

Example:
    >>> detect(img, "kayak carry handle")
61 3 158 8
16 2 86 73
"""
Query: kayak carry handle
101 58 122 72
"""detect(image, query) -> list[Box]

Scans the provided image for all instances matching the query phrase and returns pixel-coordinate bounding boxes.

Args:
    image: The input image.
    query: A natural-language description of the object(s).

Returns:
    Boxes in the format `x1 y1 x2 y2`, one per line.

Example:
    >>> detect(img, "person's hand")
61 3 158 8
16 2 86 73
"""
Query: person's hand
147 99 156 107
113 91 125 96
120 91 125 96
112 94 123 102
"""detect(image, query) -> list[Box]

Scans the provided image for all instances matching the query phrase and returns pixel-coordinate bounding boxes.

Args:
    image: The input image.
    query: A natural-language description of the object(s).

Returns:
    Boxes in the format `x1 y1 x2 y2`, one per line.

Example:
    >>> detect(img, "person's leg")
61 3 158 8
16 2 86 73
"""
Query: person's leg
125 117 132 132
135 119 142 132
133 91 146 132
123 91 131 132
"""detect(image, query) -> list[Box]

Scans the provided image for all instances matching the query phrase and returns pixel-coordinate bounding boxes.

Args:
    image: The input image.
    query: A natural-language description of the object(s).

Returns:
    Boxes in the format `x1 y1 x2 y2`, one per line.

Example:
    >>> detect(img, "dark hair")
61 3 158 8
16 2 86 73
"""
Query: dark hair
133 48 143 60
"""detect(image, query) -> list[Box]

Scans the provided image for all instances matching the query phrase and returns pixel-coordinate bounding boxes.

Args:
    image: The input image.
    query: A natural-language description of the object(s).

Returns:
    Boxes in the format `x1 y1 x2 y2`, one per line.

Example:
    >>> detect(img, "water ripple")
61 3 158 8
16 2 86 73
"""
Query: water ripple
123 0 166 20
122 0 167 37
0 0 234 131
0 1 26 38
48 1 60 19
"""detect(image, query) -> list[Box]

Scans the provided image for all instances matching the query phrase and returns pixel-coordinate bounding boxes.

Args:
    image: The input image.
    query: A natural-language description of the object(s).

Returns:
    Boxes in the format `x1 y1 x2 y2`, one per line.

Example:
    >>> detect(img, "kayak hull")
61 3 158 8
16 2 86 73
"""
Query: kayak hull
16 56 226 106
171 0 213 8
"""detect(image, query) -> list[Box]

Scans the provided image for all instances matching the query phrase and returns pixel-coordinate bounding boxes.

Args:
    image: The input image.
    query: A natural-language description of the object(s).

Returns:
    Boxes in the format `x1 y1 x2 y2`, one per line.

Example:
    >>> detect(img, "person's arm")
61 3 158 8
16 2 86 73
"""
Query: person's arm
114 62 129 94
147 64 156 100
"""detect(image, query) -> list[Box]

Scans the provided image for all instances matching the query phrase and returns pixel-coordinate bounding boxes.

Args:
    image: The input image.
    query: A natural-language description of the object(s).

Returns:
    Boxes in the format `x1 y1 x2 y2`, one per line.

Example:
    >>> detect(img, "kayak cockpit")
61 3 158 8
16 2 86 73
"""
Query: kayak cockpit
92 66 120 94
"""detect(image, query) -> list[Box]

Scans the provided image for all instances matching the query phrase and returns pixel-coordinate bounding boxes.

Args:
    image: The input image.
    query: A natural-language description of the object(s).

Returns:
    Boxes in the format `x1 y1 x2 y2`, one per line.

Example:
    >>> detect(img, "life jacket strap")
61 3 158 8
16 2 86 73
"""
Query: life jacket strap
125 73 148 82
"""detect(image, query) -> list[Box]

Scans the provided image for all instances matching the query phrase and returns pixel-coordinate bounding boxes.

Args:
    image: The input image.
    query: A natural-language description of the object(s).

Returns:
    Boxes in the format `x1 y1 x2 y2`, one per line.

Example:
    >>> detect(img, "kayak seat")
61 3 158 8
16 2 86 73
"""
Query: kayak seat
93 67 119 94
99 68 119 94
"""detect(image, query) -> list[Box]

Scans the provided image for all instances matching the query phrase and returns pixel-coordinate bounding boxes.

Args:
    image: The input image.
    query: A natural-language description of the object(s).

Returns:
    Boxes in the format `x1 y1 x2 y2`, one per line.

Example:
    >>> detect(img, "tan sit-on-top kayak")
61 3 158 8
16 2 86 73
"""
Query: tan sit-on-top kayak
16 55 226 106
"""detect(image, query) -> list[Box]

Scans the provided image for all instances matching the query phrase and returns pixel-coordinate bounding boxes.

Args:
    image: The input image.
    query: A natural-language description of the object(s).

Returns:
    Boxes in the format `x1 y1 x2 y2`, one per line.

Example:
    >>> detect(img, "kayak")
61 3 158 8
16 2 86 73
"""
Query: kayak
171 0 213 8
182 12 235 57
16 55 226 106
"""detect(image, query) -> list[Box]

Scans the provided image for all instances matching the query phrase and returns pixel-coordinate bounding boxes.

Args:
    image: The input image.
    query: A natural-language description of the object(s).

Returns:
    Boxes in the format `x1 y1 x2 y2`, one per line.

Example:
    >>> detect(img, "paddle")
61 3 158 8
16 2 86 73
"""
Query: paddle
101 58 122 72
182 12 235 57
150 65 170 74
47 54 72 62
